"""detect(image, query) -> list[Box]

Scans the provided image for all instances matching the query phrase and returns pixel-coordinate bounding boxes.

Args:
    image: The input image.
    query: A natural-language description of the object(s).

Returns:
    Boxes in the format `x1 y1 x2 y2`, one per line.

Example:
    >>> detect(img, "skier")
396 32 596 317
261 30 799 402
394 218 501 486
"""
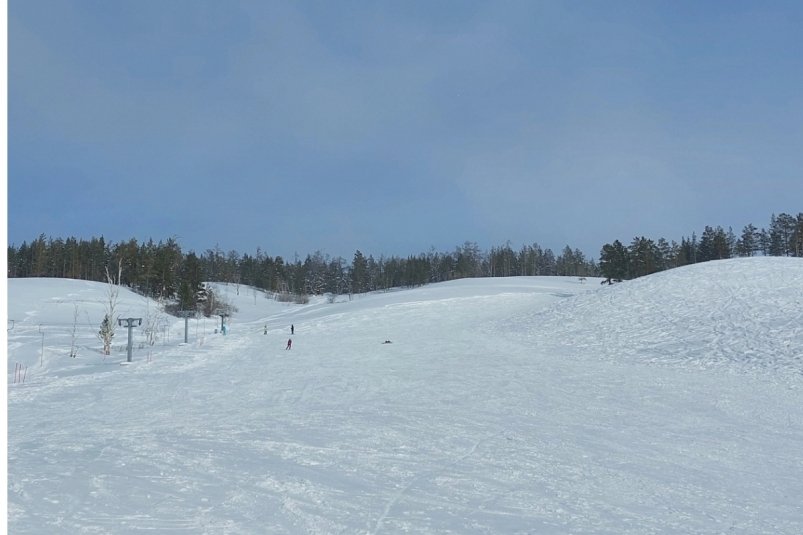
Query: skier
291 324 294 335
264 325 267 335
286 338 292 350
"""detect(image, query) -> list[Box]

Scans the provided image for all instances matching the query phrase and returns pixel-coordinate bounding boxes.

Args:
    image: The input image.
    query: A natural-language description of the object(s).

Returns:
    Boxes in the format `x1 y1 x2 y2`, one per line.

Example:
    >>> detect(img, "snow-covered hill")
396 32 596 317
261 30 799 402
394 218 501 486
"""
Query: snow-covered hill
7 259 803 534
520 256 803 375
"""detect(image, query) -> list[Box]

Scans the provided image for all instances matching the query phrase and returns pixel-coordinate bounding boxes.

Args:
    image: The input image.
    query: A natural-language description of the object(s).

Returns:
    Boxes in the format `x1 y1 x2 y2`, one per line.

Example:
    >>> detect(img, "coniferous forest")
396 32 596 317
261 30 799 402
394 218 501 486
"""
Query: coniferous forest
7 212 802 314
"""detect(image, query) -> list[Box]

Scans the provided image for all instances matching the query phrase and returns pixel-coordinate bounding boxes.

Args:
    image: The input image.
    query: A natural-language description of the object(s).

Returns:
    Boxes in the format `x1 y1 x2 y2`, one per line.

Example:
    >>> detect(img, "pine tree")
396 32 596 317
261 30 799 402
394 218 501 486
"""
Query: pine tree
736 224 759 257
712 227 731 260
178 252 204 311
351 250 369 294
599 240 629 280
769 213 797 256
629 237 662 277
794 213 803 257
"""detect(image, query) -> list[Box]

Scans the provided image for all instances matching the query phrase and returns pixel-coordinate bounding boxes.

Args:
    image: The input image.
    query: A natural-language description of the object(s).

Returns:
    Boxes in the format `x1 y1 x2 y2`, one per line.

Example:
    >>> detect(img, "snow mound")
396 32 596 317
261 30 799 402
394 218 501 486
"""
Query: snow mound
522 257 803 376
7 277 161 329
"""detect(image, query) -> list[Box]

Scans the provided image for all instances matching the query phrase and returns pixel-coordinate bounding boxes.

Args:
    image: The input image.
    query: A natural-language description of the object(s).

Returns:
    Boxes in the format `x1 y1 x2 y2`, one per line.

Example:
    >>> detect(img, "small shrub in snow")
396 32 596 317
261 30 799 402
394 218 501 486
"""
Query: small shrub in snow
276 292 294 303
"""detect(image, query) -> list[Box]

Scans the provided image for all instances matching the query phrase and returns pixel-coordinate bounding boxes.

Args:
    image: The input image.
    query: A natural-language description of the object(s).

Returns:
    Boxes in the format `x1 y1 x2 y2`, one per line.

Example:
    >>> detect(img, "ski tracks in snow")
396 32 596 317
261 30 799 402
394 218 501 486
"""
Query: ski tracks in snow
370 431 502 535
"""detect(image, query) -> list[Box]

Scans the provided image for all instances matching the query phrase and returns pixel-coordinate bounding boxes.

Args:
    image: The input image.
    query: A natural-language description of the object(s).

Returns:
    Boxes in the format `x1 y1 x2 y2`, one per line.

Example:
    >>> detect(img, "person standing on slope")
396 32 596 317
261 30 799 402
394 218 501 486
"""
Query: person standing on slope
286 338 292 350
291 324 294 335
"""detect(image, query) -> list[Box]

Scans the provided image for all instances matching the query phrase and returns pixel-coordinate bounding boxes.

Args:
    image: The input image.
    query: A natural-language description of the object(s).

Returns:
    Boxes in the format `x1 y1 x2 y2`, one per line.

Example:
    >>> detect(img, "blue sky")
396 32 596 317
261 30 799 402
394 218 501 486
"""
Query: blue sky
8 1 803 261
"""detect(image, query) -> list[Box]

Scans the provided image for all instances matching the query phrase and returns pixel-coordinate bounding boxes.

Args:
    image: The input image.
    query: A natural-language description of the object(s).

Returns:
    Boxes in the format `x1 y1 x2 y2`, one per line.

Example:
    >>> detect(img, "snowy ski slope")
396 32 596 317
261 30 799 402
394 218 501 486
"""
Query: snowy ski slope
7 257 803 534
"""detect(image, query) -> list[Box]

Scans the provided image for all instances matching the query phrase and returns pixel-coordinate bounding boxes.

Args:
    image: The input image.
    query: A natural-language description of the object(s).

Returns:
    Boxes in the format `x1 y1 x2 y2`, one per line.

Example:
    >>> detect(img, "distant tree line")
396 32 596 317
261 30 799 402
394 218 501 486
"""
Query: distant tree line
8 212 800 312
599 212 803 281
7 237 596 311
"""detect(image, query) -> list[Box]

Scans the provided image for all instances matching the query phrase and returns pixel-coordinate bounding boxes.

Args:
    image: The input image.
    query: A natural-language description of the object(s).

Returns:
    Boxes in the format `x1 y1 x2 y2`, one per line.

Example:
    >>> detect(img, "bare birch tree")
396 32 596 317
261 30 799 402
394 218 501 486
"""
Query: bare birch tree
142 295 165 347
98 260 122 355
70 303 80 358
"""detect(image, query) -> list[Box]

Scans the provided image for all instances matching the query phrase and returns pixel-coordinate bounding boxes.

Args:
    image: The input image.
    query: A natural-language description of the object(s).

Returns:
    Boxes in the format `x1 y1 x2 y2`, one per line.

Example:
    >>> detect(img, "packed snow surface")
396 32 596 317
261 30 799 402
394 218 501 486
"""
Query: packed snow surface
7 257 803 534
